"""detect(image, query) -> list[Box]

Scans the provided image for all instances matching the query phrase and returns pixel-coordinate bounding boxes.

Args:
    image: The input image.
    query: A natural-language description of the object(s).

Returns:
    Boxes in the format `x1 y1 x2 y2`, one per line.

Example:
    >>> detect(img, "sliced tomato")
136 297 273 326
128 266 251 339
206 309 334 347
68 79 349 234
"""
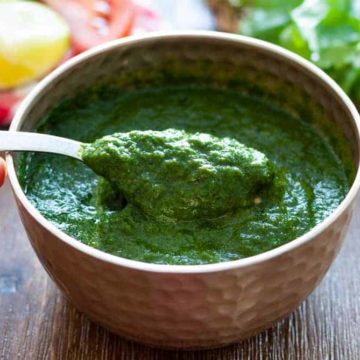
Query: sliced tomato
42 0 135 53
0 157 6 187
0 92 22 126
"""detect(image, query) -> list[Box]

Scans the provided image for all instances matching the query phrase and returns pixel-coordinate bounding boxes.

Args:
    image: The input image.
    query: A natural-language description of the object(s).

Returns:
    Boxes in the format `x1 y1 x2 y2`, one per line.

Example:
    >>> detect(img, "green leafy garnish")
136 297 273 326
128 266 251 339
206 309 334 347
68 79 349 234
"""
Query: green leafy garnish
236 0 360 102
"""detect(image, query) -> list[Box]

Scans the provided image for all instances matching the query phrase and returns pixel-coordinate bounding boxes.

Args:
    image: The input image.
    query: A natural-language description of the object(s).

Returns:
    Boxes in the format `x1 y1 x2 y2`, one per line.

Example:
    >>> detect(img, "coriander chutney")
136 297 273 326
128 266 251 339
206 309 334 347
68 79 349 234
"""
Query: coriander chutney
19 84 350 265
82 129 284 222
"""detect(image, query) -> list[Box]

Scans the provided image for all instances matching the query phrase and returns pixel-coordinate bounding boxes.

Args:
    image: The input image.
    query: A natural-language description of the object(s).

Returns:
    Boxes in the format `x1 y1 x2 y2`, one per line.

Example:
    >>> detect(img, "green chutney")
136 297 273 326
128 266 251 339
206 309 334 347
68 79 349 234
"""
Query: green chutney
19 84 350 265
82 129 283 222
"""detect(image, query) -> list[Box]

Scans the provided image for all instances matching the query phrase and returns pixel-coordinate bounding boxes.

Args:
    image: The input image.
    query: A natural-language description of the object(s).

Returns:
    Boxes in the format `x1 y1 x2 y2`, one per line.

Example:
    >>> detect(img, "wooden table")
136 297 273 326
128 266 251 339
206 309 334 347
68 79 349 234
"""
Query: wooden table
1 178 359 359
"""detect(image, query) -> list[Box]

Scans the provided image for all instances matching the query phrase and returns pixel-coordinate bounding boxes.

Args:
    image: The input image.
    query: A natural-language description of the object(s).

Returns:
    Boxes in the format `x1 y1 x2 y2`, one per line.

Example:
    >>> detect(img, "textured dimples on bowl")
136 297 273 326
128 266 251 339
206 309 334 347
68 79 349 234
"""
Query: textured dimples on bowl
8 33 360 349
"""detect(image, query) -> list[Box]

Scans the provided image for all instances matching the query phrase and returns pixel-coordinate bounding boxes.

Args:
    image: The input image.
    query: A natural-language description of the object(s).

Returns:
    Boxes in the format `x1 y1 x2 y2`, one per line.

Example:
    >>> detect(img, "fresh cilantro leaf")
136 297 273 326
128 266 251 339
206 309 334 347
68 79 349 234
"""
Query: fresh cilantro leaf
238 0 360 102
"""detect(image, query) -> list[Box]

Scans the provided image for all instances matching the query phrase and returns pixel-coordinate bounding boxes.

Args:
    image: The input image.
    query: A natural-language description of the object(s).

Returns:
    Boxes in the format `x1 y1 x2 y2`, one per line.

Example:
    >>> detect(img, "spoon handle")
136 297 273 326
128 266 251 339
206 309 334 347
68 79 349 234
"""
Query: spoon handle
0 131 83 160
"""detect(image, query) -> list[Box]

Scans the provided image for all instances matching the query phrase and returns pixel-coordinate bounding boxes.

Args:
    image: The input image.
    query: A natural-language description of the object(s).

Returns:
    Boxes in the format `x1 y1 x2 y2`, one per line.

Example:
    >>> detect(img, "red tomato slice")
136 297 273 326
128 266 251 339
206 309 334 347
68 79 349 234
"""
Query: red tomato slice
0 92 22 126
0 157 6 187
43 0 135 53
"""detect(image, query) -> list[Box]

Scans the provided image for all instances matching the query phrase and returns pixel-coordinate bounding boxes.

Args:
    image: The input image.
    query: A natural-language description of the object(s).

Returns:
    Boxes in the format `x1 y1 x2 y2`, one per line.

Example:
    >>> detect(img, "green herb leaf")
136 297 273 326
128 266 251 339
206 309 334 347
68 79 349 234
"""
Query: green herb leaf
238 0 360 102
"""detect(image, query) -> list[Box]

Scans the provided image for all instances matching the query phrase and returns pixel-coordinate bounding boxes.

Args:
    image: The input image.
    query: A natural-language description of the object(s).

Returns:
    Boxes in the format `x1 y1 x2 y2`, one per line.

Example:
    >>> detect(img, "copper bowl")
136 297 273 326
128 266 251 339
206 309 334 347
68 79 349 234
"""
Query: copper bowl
6 32 360 349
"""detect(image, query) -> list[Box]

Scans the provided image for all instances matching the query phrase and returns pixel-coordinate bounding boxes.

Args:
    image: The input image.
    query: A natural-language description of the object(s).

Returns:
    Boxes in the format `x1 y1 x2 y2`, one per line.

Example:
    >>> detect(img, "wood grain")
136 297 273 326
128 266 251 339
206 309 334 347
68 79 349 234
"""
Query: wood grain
0 177 359 359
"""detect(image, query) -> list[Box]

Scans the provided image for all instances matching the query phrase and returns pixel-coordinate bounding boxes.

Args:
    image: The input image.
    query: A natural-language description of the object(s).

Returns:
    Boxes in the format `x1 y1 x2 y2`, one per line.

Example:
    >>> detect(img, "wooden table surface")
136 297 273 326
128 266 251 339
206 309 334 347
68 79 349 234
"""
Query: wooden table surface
1 177 359 360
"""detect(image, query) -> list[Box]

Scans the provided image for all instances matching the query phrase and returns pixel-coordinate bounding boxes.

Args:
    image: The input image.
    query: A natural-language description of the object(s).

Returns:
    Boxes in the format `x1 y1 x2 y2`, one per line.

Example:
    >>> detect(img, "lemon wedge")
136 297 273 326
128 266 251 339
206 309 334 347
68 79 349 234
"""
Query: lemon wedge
0 0 70 89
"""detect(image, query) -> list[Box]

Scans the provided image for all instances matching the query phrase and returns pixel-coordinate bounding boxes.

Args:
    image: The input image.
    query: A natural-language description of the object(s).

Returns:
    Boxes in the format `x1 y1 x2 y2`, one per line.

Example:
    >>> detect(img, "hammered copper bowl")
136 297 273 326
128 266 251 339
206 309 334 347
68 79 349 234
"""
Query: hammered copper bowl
6 32 360 349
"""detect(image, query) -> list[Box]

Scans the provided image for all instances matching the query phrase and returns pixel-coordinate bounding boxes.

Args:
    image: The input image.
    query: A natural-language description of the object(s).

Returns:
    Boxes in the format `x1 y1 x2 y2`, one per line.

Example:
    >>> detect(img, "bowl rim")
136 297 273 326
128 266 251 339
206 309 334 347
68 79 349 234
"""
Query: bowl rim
6 31 360 274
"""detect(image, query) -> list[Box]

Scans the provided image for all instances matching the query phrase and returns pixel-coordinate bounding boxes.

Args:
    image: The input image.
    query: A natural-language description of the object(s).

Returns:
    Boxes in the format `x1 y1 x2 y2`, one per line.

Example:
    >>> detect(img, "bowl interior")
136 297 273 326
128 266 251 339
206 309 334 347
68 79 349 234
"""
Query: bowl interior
10 34 360 270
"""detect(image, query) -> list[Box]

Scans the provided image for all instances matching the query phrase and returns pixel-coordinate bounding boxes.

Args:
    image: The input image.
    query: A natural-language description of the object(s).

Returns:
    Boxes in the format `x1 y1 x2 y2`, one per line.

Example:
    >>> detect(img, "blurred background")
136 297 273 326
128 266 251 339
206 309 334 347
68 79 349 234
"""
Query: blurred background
0 0 359 127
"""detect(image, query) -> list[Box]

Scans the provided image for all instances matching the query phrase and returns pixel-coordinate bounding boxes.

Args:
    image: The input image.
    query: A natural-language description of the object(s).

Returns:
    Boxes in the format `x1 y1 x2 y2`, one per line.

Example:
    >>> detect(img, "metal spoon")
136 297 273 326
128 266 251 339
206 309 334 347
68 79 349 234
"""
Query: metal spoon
0 131 82 160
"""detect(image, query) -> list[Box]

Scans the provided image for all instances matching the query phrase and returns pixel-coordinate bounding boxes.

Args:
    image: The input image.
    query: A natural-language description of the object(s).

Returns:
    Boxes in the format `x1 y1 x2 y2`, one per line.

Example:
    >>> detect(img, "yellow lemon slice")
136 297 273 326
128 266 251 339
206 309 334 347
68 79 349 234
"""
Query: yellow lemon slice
0 0 70 89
